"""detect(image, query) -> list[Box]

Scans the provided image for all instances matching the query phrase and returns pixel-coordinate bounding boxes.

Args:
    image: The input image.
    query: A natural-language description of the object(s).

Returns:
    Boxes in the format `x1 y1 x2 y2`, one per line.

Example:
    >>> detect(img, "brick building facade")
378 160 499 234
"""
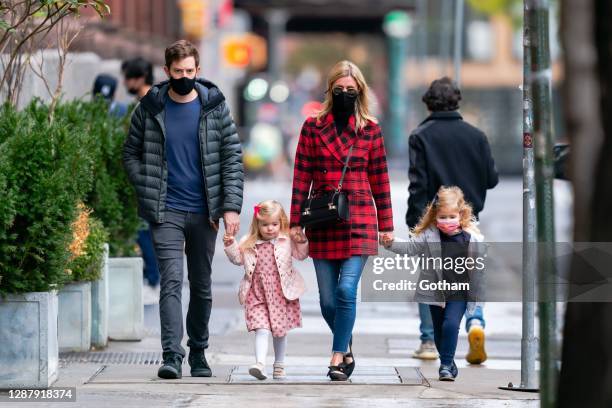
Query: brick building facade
74 0 184 65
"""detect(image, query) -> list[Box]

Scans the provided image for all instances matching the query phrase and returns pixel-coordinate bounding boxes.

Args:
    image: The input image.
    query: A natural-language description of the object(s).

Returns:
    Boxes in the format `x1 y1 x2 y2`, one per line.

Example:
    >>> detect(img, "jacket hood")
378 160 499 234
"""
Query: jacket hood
139 78 225 116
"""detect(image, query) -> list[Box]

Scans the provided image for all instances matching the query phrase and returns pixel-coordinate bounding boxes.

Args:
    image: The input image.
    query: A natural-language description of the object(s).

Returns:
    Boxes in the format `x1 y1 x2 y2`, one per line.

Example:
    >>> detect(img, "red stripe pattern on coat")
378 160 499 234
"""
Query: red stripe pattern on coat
290 113 394 259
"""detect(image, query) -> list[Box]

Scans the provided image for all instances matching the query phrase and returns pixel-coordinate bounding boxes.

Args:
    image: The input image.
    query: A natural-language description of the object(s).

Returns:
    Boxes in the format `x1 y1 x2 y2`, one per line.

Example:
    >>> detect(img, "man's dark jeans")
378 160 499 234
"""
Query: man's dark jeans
150 208 217 359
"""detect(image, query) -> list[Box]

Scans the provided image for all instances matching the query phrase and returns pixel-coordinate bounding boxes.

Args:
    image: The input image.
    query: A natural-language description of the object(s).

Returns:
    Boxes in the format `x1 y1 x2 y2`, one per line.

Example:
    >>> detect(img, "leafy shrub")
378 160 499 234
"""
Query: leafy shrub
0 147 18 283
0 98 141 295
50 99 139 257
0 101 94 295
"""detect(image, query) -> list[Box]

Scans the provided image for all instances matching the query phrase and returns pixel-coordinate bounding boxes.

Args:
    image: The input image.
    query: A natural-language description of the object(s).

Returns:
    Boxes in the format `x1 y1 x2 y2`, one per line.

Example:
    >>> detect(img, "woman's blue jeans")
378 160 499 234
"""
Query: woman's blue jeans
429 301 467 366
312 256 368 354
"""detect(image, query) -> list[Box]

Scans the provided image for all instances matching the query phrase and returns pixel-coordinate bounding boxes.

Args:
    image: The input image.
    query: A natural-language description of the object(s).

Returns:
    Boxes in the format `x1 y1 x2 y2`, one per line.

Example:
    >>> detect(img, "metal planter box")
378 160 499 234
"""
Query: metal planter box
0 291 59 389
58 282 92 352
107 257 144 340
90 244 109 348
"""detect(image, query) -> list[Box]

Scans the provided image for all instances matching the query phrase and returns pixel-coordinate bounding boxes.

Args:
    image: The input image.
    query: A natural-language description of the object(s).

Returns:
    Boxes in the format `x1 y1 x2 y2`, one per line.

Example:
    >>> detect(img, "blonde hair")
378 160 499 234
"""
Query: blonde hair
316 60 378 130
412 186 481 236
240 200 289 250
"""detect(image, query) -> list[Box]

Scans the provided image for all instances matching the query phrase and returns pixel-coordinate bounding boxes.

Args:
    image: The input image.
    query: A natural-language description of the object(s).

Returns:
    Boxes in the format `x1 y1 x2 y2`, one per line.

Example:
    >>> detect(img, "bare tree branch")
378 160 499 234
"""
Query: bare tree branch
0 0 109 107
29 39 54 99
0 2 71 102
48 19 83 121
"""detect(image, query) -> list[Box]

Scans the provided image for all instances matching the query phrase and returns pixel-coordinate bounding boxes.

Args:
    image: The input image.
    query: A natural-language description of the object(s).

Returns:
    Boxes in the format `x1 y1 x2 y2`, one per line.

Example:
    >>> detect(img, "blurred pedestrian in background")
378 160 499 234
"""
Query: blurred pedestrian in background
121 57 154 100
92 73 128 117
406 77 498 365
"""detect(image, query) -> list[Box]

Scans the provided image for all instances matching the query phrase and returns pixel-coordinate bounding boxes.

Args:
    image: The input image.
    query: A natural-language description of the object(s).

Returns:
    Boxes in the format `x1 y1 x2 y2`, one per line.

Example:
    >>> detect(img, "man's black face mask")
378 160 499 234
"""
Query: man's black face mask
170 76 196 96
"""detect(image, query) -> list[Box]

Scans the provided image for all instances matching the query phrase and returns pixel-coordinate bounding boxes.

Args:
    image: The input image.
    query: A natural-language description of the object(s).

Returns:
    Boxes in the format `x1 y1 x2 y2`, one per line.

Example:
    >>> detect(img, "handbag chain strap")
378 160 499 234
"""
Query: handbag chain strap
337 145 353 191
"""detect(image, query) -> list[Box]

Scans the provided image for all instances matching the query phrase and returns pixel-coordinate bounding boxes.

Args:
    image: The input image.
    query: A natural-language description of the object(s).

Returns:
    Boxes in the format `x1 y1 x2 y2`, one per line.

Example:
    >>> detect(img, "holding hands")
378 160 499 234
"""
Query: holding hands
290 226 307 244
223 234 235 247
379 231 394 248
223 211 240 237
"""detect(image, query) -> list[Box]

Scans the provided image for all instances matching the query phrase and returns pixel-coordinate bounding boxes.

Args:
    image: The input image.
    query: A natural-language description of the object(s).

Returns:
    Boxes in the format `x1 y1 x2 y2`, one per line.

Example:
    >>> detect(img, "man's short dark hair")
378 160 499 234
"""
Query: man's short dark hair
422 77 462 112
165 40 200 68
121 57 154 85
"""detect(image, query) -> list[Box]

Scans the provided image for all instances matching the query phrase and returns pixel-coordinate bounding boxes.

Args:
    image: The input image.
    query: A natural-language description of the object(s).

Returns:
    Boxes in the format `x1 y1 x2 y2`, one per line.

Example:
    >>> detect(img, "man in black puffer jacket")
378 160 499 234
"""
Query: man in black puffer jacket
123 40 243 380
406 77 498 368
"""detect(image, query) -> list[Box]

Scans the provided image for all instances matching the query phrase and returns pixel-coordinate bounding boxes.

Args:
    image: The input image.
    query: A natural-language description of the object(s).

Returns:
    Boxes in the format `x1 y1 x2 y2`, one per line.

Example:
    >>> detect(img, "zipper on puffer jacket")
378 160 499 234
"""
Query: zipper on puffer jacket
199 100 224 223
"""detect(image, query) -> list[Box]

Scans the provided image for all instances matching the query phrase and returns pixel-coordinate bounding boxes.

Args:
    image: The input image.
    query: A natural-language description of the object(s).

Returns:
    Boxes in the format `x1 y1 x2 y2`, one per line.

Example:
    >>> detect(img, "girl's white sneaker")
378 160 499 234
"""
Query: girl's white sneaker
273 362 286 379
249 362 267 380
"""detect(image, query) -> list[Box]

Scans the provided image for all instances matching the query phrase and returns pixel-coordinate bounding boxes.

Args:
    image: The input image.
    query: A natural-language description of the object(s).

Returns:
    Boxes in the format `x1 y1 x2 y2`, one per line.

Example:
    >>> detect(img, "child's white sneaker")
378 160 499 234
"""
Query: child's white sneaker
249 362 267 380
273 362 286 379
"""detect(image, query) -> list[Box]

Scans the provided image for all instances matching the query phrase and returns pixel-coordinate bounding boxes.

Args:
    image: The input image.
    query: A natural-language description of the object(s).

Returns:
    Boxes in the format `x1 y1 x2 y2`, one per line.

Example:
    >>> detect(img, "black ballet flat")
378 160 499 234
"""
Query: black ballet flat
327 365 348 381
342 339 355 378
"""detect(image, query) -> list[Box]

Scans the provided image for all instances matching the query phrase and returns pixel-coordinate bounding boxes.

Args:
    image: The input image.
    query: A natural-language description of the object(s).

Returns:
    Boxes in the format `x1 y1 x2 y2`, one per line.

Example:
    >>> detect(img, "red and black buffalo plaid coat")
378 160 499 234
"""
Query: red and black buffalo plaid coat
290 113 394 259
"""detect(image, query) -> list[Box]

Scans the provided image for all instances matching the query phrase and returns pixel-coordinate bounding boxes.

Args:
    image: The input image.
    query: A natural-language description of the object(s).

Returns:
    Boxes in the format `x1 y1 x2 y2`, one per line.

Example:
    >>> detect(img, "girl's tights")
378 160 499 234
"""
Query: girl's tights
254 328 287 364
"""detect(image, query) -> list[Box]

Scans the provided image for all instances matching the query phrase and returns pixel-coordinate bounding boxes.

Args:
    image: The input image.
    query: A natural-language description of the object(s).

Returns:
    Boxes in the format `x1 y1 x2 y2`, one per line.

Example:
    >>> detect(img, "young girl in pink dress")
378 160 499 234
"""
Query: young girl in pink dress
223 200 308 380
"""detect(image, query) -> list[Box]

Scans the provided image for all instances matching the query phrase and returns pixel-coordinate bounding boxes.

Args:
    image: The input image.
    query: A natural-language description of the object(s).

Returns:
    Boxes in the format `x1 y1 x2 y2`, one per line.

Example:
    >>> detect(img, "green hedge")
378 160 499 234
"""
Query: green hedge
0 98 140 295
45 99 140 257
0 148 18 283
65 216 109 283
0 102 94 294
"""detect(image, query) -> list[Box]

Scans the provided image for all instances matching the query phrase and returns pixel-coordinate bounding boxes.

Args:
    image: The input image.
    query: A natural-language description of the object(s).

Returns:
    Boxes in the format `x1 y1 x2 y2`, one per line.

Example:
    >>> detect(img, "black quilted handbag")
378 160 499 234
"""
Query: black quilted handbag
299 145 352 229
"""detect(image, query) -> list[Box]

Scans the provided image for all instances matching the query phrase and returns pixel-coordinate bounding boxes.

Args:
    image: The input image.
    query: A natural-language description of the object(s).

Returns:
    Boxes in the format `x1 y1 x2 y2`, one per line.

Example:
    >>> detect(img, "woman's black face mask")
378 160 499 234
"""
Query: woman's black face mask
331 87 358 113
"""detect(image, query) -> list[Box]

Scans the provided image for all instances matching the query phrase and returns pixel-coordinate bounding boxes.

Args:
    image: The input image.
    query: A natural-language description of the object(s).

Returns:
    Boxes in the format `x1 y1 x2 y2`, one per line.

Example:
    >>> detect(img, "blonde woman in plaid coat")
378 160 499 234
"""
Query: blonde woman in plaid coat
290 61 394 381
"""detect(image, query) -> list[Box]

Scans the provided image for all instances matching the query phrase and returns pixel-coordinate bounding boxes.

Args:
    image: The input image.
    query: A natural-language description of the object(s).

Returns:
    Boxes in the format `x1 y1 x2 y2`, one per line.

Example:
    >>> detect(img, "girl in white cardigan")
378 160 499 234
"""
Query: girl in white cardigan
383 186 486 381
224 200 308 380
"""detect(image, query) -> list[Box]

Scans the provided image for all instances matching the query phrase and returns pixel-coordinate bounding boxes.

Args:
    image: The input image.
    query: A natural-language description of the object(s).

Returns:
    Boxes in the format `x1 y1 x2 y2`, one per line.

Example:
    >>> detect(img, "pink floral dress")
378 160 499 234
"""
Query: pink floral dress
245 241 302 337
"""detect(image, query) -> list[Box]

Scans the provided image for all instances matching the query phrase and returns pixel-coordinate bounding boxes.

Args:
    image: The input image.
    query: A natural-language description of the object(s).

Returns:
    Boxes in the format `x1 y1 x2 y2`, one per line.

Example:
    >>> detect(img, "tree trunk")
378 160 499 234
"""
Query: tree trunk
558 0 612 406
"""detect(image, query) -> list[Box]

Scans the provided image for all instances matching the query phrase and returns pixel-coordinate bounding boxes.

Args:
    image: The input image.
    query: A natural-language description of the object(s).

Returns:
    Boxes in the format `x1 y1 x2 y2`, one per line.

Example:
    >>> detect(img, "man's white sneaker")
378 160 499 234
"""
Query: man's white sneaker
413 340 439 360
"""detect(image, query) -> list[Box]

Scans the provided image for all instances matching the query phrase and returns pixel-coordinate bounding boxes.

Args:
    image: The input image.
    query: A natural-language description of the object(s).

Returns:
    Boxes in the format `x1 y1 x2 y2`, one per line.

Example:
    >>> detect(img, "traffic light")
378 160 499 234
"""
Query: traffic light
223 37 251 68
221 34 267 70
178 0 209 40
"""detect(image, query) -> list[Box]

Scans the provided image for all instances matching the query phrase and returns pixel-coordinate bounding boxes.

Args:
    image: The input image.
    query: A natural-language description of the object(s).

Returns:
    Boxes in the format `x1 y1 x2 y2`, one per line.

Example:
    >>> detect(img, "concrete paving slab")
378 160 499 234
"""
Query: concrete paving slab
396 366 430 386
53 363 105 388
87 365 233 384
227 365 412 385
418 366 538 400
